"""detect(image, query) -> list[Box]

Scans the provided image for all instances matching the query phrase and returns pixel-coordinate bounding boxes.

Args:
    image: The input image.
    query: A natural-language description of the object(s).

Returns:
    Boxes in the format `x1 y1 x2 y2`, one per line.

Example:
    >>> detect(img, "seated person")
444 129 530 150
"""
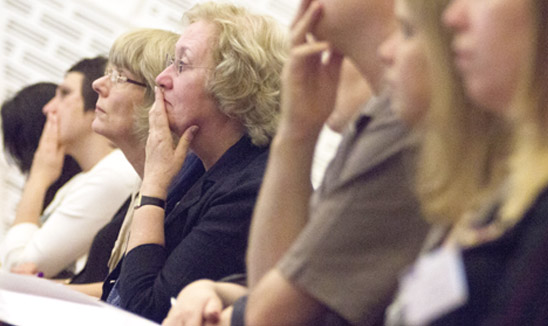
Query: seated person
0 57 140 278
100 2 288 323
0 82 81 241
163 0 428 325
66 29 203 293
385 0 548 324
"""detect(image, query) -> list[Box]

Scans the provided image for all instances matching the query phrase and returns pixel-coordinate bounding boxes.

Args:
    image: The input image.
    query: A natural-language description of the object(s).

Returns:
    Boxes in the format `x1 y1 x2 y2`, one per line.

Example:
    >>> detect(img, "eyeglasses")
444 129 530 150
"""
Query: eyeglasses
104 68 147 88
165 54 211 76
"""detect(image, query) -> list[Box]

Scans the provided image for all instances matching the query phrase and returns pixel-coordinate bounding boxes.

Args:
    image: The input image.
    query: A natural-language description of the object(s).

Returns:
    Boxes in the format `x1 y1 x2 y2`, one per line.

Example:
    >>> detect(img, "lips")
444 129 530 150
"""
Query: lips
452 44 473 73
451 37 474 70
95 105 106 114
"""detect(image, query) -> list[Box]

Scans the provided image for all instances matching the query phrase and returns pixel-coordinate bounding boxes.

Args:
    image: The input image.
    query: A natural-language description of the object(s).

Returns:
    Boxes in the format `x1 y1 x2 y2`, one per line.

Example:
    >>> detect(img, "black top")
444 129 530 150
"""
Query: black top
431 186 548 326
103 136 269 322
72 153 204 285
69 197 131 284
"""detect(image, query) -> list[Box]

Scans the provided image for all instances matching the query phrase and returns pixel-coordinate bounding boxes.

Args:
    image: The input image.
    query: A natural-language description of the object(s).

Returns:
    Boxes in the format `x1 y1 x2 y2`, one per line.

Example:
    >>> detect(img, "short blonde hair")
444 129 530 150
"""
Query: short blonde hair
184 2 289 146
108 28 179 142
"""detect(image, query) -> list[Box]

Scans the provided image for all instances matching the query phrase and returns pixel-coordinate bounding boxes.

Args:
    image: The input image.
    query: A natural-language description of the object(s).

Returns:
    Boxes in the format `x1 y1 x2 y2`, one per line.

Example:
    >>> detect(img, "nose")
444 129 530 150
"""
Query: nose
42 97 56 115
92 75 109 97
155 66 174 90
443 0 467 31
378 31 398 68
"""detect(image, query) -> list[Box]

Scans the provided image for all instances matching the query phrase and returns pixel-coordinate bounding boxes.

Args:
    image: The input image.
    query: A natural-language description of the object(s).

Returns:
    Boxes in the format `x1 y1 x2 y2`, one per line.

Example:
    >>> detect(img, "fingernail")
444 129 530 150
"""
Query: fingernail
170 297 177 306
190 126 199 135
36 272 44 278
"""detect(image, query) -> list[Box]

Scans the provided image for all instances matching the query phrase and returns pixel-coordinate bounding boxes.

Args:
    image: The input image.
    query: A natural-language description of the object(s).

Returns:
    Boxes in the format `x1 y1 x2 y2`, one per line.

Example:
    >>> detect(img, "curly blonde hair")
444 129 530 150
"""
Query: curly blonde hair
184 2 289 146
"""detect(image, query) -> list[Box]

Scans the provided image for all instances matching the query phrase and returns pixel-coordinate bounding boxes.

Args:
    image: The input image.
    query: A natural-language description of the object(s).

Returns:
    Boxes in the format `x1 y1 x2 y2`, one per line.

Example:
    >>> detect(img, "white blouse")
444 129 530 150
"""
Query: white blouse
0 150 140 277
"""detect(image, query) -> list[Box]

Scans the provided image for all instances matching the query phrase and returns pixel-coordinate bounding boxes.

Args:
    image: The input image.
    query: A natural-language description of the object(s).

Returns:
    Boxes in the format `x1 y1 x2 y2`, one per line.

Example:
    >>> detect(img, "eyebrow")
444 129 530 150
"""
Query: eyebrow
175 47 192 58
57 85 72 93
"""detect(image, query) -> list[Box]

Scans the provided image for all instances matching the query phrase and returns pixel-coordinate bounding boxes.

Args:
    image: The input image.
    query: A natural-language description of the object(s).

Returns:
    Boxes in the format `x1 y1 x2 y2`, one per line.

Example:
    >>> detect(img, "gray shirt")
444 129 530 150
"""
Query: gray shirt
277 95 429 326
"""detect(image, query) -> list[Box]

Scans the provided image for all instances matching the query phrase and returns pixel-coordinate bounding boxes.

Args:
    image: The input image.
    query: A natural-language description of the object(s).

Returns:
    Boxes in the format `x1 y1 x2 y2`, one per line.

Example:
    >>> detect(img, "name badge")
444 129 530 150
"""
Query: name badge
398 245 468 325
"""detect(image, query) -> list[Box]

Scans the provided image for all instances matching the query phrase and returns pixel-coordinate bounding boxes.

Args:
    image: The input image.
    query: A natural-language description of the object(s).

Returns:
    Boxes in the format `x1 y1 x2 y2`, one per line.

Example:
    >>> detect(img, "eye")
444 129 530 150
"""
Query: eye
58 88 70 98
177 59 191 73
400 21 415 39
117 74 128 83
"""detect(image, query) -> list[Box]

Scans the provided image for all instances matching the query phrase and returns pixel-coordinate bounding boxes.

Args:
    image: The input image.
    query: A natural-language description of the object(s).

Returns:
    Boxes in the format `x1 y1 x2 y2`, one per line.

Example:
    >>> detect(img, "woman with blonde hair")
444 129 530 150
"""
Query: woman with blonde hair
382 0 545 324
101 2 288 323
65 28 188 294
443 0 548 322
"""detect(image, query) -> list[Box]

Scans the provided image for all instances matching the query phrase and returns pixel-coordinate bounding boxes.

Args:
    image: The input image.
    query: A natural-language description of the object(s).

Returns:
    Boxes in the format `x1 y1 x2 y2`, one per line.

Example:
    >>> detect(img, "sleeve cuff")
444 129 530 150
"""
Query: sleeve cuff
0 223 39 268
231 295 248 326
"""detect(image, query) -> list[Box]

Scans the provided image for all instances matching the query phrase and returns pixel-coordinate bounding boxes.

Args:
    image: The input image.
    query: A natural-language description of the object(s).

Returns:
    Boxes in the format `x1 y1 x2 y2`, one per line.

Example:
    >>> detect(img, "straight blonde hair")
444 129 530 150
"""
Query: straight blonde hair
500 0 547 225
108 28 179 142
413 0 510 226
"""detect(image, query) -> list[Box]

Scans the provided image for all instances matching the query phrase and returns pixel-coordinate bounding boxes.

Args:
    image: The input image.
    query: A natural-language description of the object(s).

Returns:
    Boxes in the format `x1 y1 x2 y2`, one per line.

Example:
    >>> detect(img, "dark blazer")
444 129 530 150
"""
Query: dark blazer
431 186 548 326
73 154 205 285
108 136 269 322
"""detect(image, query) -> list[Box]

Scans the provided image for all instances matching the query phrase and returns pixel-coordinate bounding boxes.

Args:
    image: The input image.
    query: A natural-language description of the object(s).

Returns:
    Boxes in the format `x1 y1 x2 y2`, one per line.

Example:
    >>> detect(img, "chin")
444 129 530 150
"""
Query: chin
91 120 103 134
92 122 112 139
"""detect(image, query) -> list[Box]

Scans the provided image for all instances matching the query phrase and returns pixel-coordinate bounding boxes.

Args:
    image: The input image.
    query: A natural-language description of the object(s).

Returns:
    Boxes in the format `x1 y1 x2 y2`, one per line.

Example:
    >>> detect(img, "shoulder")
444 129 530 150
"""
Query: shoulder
219 144 270 187
84 150 139 188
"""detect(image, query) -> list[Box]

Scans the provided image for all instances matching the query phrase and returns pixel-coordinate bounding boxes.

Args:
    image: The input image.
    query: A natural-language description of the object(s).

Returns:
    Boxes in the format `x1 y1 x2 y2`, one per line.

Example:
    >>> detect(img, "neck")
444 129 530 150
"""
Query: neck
115 137 146 179
67 133 114 172
191 119 245 170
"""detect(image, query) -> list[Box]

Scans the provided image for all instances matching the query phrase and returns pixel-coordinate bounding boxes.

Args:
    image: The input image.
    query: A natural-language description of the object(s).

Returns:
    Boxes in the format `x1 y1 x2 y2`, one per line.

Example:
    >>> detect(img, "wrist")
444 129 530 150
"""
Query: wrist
26 172 53 191
272 126 321 154
139 182 168 200
134 194 166 210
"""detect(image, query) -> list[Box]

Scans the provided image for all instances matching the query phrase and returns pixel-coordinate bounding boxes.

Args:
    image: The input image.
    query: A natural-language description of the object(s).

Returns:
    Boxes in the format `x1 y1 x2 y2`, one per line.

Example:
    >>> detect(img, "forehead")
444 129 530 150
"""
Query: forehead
394 0 415 23
175 20 217 58
61 72 84 92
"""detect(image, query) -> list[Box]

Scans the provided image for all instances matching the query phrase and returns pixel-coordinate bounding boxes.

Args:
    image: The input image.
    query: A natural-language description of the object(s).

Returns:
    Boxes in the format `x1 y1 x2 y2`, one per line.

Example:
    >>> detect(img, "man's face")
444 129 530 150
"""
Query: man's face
313 0 395 52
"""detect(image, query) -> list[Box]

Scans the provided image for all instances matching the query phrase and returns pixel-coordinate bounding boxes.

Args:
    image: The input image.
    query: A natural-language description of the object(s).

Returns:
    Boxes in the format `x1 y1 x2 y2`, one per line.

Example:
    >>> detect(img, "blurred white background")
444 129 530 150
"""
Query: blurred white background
0 0 299 103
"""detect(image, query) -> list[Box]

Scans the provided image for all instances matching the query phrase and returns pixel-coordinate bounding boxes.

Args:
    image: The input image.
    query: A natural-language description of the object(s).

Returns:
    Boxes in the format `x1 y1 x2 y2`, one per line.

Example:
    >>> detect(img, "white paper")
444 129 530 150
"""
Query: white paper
400 246 469 325
0 271 159 326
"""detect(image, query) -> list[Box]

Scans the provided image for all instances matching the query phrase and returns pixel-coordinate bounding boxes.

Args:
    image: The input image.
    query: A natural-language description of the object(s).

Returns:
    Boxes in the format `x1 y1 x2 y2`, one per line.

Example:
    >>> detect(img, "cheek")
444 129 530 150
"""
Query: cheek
164 106 184 135
396 50 430 122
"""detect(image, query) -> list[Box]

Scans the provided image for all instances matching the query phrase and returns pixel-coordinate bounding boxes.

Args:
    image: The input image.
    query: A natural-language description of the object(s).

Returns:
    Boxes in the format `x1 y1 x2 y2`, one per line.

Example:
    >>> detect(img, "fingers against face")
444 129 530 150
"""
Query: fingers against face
175 125 198 163
291 1 323 46
288 0 342 71
291 0 315 28
149 87 172 141
40 113 60 148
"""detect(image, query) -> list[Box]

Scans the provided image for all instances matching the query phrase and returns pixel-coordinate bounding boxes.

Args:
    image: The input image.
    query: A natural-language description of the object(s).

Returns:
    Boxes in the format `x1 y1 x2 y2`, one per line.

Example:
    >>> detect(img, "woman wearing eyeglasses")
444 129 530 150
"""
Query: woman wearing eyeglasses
63 28 192 295
98 2 288 322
